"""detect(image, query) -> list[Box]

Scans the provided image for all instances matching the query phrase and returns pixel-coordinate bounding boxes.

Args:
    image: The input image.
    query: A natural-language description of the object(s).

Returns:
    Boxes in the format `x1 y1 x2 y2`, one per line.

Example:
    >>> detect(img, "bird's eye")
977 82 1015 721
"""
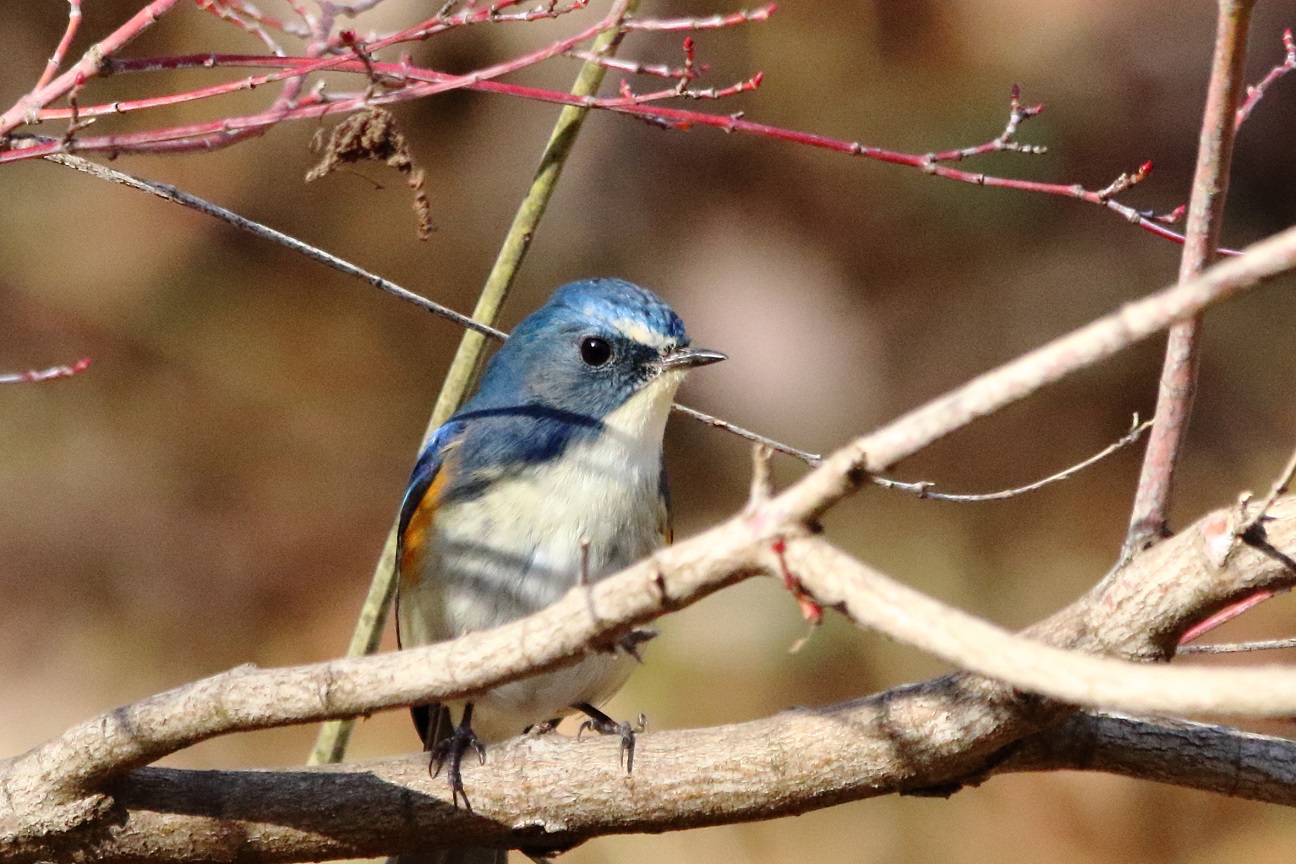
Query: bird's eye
579 336 612 367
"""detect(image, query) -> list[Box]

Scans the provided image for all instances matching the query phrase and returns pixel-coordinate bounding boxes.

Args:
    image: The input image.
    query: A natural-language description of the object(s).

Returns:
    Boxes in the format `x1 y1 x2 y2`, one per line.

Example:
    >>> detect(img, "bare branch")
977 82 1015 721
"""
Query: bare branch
621 4 775 31
1236 27 1296 129
925 83 1048 162
875 416 1151 502
0 357 91 384
1007 711 1296 804
43 153 505 340
7 491 1296 861
1240 443 1296 538
33 0 83 91
1123 0 1256 556
1179 637 1296 655
0 0 184 139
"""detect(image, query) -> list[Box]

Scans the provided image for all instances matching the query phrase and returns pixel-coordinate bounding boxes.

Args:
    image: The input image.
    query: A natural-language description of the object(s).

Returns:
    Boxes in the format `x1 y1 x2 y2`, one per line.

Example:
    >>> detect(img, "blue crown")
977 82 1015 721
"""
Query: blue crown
540 278 687 343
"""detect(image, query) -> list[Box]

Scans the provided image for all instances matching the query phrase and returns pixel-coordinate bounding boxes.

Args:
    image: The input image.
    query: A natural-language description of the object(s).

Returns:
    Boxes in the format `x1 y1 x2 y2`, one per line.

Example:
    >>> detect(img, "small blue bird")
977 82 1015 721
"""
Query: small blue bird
394 278 724 863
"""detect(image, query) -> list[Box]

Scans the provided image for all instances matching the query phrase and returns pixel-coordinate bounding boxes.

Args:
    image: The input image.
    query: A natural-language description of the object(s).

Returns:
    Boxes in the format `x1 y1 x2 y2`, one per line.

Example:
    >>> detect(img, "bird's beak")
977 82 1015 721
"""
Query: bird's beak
660 346 727 371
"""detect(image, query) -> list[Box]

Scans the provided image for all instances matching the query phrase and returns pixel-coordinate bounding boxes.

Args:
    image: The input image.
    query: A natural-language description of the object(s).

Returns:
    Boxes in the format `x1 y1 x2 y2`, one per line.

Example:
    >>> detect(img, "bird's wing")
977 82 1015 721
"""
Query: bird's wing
395 419 466 619
395 420 465 750
658 462 673 544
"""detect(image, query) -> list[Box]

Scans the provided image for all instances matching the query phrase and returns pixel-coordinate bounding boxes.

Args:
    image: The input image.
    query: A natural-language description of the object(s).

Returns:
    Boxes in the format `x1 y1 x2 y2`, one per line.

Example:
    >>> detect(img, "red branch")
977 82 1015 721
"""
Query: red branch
0 357 92 384
4 53 1207 252
1236 27 1296 129
0 0 184 138
1 1 1255 254
34 0 83 91
623 3 775 31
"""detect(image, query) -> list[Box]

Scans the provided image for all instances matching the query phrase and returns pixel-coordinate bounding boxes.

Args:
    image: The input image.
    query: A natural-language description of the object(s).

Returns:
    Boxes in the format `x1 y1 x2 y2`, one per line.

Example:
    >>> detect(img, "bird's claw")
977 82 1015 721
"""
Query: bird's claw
617 627 657 663
430 711 486 811
576 703 646 773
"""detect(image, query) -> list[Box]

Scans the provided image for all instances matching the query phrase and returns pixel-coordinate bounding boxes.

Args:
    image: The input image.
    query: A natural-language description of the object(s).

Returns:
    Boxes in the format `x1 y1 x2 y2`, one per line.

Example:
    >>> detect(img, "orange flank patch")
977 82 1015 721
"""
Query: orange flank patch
399 463 452 588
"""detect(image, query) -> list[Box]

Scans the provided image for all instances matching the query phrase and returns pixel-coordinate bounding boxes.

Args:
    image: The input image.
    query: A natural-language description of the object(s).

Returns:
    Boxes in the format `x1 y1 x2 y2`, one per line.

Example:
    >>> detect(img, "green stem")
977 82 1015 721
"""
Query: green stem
307 1 639 766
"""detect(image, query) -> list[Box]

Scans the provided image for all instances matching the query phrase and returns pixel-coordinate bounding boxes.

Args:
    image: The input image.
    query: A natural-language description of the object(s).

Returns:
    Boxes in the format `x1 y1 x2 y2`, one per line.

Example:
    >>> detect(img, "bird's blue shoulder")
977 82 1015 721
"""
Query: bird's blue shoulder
397 419 466 540
444 404 604 491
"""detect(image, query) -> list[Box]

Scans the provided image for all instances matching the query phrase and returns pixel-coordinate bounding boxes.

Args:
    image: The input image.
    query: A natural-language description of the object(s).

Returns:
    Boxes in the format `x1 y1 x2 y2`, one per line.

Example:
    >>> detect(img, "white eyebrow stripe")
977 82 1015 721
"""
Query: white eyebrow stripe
610 317 676 350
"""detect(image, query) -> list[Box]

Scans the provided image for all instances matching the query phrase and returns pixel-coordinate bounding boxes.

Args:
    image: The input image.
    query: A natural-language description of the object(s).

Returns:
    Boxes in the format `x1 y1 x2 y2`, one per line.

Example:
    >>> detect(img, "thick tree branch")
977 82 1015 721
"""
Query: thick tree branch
785 504 1296 716
5 493 1295 862
1008 711 1296 804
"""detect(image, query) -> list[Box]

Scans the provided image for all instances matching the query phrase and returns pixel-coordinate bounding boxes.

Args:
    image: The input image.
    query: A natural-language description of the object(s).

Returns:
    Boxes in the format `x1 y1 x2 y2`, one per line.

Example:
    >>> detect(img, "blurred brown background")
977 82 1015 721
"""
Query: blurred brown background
4 0 1296 861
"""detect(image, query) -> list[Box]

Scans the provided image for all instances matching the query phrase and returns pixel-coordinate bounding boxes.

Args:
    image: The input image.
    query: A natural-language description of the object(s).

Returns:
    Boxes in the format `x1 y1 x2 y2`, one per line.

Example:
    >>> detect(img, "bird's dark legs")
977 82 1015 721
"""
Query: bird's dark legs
429 702 486 810
574 702 645 773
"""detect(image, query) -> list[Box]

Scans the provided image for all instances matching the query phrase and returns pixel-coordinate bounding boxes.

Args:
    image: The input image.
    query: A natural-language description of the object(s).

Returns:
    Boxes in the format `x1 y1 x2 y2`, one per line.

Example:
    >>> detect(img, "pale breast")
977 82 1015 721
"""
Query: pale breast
396 377 679 738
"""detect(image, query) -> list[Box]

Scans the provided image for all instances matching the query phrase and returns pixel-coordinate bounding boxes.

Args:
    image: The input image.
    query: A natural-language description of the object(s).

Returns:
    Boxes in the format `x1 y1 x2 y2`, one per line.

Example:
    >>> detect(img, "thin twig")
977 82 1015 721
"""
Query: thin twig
0 0 185 139
1175 445 1296 646
196 0 288 55
34 0 83 91
925 83 1047 162
1235 28 1296 129
622 4 774 31
1178 636 1296 655
670 403 822 465
42 151 504 338
0 357 92 384
874 416 1152 502
1179 589 1277 645
1239 444 1296 538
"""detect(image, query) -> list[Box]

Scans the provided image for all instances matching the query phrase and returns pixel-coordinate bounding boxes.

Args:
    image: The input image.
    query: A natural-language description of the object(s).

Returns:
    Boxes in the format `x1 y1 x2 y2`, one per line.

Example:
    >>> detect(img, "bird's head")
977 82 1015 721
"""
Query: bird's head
469 278 725 427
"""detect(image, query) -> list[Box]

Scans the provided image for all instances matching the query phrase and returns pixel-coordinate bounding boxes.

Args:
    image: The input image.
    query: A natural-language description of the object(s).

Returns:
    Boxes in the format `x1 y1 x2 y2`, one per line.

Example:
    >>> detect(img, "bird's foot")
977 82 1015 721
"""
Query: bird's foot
616 627 657 663
429 703 486 811
575 702 646 773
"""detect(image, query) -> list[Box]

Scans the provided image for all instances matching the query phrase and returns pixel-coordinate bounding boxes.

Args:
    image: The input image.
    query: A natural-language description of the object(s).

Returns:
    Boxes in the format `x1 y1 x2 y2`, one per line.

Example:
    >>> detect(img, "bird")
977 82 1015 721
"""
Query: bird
393 277 725 864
